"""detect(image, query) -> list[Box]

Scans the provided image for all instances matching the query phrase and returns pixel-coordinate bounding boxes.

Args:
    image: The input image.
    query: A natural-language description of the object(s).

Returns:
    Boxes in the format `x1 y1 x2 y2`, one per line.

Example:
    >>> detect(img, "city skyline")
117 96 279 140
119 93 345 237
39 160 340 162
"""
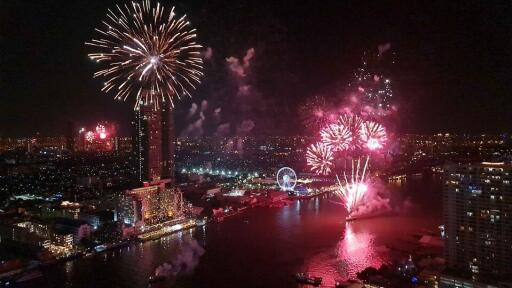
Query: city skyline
1 1 512 288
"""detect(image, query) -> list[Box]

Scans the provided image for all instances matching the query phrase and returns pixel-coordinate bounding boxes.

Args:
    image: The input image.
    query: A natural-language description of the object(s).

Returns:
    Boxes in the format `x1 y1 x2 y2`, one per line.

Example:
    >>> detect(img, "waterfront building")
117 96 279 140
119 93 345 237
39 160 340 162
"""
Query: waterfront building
443 162 512 282
129 102 181 227
127 179 183 226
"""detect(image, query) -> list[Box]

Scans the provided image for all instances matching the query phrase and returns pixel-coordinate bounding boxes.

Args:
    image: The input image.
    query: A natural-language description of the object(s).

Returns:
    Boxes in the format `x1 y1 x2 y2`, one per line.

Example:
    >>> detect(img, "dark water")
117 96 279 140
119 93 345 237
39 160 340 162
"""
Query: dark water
40 175 442 288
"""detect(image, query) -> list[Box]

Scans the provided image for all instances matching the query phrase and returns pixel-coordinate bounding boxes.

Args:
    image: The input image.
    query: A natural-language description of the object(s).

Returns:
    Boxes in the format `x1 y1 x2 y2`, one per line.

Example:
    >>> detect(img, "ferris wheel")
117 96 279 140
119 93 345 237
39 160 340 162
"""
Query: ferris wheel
277 167 297 191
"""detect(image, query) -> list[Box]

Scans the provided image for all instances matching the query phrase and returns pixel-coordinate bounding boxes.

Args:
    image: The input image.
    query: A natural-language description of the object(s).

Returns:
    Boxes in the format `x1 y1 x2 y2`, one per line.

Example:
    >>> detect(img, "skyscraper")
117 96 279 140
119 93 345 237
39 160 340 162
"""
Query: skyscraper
129 103 181 228
133 103 175 183
65 121 75 152
443 162 512 281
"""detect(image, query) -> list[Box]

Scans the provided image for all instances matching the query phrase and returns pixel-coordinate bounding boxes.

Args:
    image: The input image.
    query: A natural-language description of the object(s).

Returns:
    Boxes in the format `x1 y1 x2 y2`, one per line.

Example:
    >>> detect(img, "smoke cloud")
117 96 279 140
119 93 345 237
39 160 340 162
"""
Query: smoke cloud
350 179 392 217
200 100 208 112
154 237 205 278
180 112 205 138
187 102 198 119
214 123 231 137
226 48 255 78
203 47 213 60
236 120 255 135
377 43 391 56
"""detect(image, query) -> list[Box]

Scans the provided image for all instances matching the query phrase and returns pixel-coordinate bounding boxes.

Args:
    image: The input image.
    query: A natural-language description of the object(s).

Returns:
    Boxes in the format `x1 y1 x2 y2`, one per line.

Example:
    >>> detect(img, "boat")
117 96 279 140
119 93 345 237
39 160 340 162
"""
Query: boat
148 275 166 284
294 272 322 286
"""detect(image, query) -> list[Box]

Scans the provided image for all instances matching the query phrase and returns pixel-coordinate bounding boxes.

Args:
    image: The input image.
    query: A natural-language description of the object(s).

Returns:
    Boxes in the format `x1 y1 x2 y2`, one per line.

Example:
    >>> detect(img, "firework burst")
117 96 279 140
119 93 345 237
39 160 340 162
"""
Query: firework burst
321 124 352 151
337 114 364 150
86 0 204 110
305 112 388 216
306 143 334 175
85 131 96 143
360 121 387 151
95 124 106 134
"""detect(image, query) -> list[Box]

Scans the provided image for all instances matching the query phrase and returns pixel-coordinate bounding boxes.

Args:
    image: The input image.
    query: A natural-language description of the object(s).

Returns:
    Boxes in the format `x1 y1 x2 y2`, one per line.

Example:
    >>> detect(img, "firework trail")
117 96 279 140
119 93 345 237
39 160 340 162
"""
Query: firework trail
306 143 334 175
349 46 395 113
86 0 204 110
336 157 370 213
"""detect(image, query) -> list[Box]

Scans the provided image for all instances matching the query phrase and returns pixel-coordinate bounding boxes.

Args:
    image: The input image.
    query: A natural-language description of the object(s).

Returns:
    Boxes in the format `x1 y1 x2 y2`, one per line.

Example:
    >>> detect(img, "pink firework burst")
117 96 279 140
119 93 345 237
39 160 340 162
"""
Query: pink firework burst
337 114 364 150
360 121 387 151
306 143 334 175
320 124 352 151
95 124 106 134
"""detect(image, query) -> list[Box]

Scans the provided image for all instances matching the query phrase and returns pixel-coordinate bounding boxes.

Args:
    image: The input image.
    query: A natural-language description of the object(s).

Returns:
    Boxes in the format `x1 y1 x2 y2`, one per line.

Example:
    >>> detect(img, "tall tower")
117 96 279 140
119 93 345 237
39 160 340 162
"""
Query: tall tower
129 103 182 227
161 104 175 182
133 103 176 183
65 121 75 152
443 162 512 280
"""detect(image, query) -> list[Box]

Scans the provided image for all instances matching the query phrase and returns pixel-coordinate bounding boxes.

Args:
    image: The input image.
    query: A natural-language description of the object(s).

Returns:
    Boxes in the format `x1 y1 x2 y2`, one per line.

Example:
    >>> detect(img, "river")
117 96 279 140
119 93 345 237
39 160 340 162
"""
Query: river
38 174 442 288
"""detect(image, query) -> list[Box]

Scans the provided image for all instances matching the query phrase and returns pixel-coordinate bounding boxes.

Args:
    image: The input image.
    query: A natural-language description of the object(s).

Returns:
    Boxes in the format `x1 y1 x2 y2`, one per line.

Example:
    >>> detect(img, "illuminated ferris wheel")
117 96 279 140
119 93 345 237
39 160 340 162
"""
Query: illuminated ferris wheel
277 167 297 191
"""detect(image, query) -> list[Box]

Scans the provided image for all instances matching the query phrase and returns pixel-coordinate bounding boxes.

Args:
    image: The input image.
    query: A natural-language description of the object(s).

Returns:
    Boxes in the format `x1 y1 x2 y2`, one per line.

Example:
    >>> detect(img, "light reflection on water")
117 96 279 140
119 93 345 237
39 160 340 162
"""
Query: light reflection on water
301 221 387 287
39 175 441 288
337 223 384 278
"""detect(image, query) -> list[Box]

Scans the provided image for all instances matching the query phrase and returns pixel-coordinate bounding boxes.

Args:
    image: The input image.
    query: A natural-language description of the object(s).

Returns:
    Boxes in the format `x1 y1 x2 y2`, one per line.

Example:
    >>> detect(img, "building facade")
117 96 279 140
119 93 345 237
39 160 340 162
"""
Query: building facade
127 179 183 226
443 162 512 280
133 103 175 183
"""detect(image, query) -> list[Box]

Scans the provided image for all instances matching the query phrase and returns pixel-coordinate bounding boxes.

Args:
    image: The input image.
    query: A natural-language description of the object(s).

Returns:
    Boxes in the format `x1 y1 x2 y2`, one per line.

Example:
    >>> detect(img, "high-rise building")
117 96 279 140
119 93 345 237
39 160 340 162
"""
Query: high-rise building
443 162 512 281
65 121 75 152
133 104 175 183
128 179 183 225
130 103 180 228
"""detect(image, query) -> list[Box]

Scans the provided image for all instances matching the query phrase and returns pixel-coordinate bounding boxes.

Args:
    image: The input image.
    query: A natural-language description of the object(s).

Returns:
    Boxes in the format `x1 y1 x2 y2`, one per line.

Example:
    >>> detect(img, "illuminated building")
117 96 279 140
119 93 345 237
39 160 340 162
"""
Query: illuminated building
53 218 92 245
51 232 74 248
12 222 51 249
127 179 183 226
443 162 512 282
129 103 180 227
133 103 175 183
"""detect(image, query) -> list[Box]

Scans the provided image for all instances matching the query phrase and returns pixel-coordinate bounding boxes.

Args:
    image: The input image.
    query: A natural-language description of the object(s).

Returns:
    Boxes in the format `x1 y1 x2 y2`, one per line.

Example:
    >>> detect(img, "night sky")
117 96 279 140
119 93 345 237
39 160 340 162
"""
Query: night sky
1 1 511 137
